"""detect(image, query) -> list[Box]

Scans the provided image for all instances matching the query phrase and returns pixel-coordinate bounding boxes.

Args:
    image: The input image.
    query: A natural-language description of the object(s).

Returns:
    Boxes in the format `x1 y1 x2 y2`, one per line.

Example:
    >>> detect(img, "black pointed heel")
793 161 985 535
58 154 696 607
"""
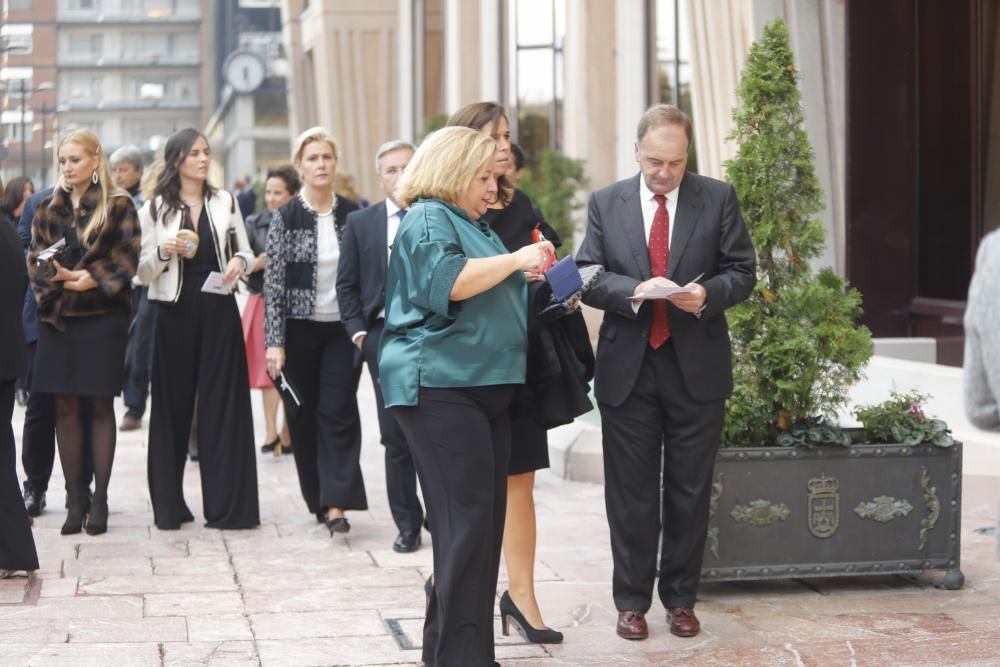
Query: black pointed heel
61 491 90 536
499 590 563 644
85 496 108 535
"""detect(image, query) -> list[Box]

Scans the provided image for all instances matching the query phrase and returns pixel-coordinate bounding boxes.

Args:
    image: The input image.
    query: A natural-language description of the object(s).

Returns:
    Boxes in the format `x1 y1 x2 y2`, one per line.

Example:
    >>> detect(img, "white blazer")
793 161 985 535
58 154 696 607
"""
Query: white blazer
137 190 255 303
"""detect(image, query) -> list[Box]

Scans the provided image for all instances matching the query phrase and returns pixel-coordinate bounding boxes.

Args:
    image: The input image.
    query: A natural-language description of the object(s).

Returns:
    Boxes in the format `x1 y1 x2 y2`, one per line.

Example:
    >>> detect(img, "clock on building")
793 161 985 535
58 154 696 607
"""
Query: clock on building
223 50 265 94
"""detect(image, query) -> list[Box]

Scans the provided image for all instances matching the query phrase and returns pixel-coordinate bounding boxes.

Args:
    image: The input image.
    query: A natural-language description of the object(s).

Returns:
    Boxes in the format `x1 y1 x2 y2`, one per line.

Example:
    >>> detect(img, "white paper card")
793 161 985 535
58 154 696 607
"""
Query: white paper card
201 271 234 295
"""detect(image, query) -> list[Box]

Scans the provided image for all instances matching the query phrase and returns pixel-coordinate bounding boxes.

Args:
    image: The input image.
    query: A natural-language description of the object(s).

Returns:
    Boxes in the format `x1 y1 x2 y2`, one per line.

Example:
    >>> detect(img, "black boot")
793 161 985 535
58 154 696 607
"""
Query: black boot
61 490 90 535
85 495 108 536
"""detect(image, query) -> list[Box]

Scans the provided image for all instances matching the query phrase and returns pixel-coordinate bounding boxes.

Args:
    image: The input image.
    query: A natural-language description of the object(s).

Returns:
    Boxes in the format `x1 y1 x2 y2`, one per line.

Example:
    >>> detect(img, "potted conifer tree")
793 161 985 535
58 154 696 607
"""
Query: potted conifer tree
701 19 963 589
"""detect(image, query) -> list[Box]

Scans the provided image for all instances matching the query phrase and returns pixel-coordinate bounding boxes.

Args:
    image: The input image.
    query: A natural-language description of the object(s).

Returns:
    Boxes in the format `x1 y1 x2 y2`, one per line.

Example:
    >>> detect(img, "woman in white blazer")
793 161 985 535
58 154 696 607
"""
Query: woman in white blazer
137 128 260 530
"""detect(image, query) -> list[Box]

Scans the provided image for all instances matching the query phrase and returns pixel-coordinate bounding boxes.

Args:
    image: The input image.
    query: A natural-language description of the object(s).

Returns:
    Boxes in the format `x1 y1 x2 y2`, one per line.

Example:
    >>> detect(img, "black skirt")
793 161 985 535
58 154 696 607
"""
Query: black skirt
33 311 128 397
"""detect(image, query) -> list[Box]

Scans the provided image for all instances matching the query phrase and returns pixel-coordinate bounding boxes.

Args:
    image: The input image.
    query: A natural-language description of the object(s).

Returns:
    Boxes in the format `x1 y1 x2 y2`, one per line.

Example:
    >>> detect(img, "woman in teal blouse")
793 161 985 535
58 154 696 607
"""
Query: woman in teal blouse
380 126 553 667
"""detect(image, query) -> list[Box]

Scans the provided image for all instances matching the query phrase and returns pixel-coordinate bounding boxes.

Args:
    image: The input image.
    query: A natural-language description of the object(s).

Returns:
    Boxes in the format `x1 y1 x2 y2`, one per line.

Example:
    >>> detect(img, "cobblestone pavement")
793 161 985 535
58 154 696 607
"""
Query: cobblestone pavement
2 372 999 666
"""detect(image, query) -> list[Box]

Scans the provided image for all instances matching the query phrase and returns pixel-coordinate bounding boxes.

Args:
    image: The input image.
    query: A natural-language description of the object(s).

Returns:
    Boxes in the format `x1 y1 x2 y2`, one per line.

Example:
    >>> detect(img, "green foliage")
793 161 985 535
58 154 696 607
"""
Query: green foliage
519 148 588 258
722 19 873 447
854 392 954 447
774 417 852 448
420 113 448 140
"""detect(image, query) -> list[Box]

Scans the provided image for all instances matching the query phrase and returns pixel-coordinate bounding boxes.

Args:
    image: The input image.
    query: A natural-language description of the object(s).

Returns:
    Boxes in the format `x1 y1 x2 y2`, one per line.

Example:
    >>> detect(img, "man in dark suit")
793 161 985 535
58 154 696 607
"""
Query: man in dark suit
576 105 756 640
235 176 257 220
17 187 57 516
336 140 424 553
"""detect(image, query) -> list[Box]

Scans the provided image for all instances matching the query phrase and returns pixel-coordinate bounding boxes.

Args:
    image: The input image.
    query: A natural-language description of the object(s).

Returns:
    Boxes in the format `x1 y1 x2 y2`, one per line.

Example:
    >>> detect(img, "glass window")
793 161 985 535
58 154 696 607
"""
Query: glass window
6 0 34 12
1 24 33 55
511 0 565 160
653 0 696 171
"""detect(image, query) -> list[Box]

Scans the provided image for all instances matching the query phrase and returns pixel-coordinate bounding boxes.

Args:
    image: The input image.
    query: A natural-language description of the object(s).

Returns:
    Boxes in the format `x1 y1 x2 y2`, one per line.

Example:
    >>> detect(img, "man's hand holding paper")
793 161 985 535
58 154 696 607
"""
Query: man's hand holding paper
630 275 707 314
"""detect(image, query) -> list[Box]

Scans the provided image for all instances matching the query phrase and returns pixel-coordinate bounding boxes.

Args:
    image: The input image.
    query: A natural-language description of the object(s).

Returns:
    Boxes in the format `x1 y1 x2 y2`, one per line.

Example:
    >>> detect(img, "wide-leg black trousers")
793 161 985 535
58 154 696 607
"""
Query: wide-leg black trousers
282 319 366 515
148 283 260 530
0 380 38 571
391 385 513 667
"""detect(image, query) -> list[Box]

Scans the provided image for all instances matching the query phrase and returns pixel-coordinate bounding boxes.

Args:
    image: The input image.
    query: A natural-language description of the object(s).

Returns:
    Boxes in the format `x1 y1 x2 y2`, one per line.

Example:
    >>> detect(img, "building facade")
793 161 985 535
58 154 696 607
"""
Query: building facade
0 0 212 186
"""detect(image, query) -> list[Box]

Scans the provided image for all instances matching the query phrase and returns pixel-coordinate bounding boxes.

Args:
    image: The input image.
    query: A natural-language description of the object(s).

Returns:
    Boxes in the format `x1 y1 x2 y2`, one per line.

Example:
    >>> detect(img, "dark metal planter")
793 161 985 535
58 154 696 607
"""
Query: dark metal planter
701 442 964 589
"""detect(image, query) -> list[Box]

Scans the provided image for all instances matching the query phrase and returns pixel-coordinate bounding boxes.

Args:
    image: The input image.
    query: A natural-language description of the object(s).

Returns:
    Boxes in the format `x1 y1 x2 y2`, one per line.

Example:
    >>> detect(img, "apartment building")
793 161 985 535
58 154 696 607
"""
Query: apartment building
0 0 212 186
1 0 58 187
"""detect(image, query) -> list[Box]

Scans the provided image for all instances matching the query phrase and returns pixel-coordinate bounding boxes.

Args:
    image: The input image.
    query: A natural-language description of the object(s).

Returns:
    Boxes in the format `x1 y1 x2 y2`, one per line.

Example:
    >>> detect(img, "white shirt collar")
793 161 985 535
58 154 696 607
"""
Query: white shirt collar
385 197 402 220
638 173 681 205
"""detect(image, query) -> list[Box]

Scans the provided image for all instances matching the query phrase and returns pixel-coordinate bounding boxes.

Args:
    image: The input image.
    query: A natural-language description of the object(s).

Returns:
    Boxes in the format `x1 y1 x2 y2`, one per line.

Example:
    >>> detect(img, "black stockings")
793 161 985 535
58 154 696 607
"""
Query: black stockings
55 395 115 500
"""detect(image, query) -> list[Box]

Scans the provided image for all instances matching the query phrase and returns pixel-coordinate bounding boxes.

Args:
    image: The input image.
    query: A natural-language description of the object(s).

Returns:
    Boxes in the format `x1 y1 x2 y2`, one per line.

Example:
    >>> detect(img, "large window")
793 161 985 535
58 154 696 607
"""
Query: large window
652 0 696 170
509 0 564 160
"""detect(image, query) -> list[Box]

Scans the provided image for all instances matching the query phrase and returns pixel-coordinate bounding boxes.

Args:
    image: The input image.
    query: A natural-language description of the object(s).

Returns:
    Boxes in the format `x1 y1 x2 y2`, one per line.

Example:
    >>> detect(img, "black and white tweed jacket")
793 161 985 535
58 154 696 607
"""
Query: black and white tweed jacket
263 193 359 347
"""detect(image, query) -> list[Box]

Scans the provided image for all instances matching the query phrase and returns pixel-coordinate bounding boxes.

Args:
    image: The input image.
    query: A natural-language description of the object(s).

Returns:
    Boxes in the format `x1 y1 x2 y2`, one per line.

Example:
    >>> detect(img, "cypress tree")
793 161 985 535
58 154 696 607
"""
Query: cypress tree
722 19 873 447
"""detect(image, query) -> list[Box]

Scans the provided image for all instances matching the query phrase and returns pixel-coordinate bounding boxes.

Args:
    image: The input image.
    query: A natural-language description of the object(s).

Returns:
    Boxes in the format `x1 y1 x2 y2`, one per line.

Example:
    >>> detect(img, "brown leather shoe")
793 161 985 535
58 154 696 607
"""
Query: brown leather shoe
119 414 142 431
667 607 701 637
616 610 648 640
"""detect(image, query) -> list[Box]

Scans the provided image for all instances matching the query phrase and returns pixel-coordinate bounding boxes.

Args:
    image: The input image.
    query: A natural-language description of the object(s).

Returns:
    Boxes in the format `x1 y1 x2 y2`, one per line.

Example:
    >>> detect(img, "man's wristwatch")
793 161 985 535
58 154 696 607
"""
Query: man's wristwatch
695 302 708 319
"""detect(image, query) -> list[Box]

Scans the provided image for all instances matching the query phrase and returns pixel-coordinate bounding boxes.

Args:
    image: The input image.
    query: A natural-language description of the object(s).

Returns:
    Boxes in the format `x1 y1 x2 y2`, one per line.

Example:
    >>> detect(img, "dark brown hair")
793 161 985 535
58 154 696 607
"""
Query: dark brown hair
265 165 301 196
446 101 514 207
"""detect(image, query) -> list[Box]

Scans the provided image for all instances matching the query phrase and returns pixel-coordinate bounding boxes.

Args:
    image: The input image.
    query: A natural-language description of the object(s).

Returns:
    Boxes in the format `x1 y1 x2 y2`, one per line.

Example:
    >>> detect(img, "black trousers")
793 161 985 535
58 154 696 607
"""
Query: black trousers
283 319 366 514
361 320 423 533
391 385 514 667
148 283 259 530
0 380 38 571
598 339 724 610
20 341 92 495
123 285 155 418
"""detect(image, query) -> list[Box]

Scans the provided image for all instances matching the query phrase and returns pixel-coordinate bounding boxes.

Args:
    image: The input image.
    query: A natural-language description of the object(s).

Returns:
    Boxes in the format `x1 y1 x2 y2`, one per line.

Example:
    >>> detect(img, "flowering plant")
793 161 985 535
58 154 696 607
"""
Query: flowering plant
853 391 953 447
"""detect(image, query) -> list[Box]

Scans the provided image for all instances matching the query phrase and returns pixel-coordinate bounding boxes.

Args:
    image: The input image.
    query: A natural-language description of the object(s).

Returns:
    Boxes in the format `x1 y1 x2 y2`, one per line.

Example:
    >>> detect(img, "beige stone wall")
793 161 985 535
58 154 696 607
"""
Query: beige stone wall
282 0 401 200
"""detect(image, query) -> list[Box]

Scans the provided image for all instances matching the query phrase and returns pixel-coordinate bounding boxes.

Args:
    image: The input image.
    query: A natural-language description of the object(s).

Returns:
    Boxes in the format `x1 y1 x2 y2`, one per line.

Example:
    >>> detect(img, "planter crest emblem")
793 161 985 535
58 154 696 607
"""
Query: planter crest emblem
730 499 790 527
807 474 839 538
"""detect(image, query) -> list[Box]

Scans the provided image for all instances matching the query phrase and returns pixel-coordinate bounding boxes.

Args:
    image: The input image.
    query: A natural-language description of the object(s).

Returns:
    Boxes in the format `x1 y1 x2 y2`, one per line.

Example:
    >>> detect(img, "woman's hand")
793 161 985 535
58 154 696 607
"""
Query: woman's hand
252 253 266 274
159 235 187 257
511 240 555 273
266 346 286 379
50 260 88 283
223 256 246 288
61 269 99 292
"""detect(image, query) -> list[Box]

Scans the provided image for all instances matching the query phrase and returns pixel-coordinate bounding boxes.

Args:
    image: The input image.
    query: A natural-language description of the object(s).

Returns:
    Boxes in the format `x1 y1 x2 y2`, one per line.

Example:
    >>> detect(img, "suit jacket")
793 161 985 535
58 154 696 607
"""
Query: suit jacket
336 200 390 340
0 220 27 381
576 172 756 407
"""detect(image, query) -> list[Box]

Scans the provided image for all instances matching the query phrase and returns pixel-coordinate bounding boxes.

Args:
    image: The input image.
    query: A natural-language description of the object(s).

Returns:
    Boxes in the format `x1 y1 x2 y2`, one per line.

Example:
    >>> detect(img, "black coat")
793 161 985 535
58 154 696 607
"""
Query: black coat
0 220 26 381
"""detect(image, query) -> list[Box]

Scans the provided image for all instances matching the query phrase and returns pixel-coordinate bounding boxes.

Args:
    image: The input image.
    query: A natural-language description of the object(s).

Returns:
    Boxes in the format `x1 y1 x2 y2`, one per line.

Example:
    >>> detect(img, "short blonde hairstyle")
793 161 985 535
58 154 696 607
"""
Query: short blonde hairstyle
394 127 497 208
292 126 339 166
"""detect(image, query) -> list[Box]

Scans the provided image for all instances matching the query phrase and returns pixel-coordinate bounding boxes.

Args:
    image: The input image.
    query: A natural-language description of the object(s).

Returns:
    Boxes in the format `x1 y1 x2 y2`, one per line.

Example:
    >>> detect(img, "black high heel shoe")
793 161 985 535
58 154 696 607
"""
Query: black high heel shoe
499 590 563 644
325 516 350 535
61 491 90 536
85 496 108 535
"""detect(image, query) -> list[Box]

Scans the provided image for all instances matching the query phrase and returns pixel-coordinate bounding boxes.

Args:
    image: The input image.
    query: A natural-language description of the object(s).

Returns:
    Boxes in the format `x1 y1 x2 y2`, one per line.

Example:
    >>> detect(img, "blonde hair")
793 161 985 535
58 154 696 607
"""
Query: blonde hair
141 158 165 201
292 126 340 166
57 129 128 243
394 127 497 208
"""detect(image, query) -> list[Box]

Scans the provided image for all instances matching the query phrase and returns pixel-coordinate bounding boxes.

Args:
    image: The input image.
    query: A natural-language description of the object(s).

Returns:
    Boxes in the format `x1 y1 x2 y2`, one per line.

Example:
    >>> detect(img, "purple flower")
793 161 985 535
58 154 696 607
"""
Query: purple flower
906 402 924 420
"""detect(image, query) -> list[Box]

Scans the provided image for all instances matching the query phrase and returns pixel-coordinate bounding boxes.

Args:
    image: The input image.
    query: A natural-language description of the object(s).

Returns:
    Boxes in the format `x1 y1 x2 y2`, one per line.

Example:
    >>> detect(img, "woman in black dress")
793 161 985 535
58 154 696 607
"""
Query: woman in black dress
1 202 38 575
448 102 587 644
137 128 260 530
28 130 140 536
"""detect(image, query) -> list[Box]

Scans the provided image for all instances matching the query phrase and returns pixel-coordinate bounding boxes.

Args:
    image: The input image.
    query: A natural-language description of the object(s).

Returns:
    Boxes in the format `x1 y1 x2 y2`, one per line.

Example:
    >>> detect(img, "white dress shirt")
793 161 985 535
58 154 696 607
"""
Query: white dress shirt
313 210 341 321
639 174 680 249
632 176 681 314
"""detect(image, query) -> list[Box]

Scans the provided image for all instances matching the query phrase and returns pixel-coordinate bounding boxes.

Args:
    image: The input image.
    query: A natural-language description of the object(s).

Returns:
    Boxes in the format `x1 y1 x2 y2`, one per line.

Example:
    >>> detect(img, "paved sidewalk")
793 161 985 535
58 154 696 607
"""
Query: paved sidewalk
2 371 999 666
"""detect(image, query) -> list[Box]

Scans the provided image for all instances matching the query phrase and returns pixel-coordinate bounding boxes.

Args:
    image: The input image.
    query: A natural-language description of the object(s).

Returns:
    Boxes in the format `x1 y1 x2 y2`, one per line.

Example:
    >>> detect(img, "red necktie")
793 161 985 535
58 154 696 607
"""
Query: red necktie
648 194 671 349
